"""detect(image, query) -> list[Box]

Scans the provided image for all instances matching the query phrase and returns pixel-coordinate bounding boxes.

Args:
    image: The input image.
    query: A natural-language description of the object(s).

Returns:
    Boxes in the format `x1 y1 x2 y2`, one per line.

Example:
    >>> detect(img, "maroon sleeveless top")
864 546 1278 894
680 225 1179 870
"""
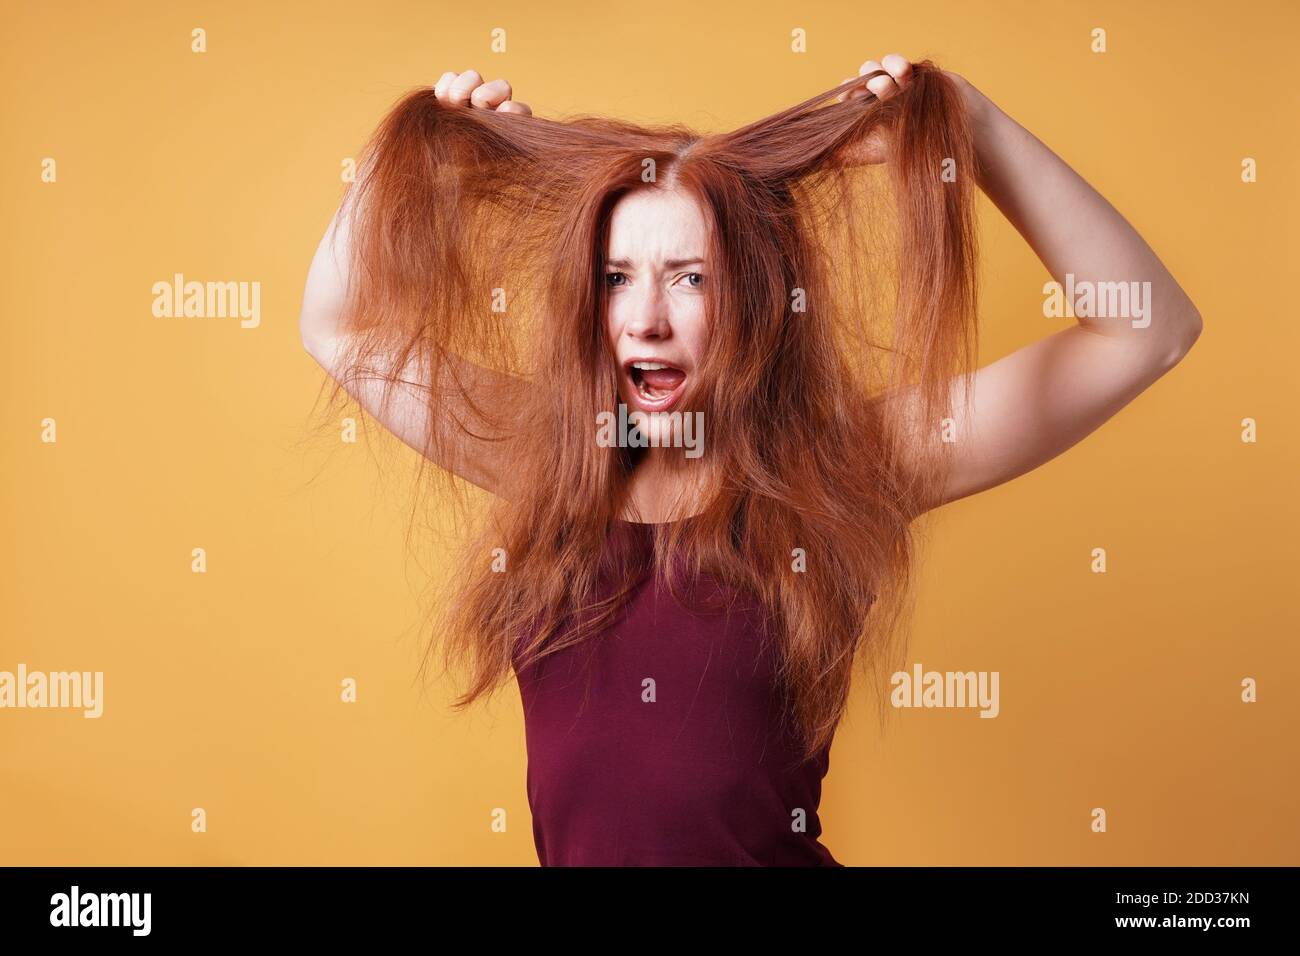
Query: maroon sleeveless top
511 518 842 866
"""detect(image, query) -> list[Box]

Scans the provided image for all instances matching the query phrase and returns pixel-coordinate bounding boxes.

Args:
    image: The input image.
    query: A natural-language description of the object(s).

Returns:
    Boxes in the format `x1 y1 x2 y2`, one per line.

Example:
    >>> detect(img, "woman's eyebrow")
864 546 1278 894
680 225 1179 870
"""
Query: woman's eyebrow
605 257 706 269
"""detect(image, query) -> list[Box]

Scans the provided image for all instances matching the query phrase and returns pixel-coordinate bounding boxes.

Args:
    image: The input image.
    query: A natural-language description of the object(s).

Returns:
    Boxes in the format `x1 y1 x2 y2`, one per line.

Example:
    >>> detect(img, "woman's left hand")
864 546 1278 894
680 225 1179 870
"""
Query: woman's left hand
835 53 914 164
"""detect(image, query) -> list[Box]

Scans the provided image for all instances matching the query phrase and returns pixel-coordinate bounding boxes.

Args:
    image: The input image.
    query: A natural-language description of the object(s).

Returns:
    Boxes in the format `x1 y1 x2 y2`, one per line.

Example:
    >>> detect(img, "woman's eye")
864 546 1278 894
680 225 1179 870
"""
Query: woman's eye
682 272 705 289
605 272 627 288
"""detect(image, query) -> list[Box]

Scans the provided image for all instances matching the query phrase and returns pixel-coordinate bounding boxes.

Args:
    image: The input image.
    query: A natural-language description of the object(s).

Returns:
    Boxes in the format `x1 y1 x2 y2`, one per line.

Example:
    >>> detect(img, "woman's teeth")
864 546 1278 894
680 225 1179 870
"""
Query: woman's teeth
634 372 664 400
629 362 686 402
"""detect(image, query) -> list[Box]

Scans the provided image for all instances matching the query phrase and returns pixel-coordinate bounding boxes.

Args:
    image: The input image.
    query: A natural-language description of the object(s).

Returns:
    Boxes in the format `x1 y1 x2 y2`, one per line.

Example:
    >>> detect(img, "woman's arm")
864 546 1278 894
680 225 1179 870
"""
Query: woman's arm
299 71 531 494
857 54 1203 512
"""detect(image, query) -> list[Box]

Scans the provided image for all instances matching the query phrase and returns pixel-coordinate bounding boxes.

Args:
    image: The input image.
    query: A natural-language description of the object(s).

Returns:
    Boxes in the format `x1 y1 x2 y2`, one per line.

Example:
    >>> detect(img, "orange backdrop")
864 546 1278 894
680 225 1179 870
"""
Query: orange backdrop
2 0 1296 865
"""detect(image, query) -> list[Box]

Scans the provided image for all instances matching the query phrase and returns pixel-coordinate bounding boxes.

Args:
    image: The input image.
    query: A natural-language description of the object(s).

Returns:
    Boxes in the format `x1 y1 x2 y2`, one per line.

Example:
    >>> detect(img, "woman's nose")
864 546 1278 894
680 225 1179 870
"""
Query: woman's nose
626 285 671 339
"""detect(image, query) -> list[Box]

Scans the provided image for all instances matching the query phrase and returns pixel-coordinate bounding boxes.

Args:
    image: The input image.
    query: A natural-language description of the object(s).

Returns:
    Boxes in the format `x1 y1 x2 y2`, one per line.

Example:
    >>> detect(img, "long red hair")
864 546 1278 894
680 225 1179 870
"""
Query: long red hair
327 61 979 762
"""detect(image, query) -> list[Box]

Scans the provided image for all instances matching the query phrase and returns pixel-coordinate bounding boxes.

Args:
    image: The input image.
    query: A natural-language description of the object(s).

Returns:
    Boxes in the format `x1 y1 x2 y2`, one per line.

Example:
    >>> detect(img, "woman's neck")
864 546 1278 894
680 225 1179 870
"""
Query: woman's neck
618 449 712 523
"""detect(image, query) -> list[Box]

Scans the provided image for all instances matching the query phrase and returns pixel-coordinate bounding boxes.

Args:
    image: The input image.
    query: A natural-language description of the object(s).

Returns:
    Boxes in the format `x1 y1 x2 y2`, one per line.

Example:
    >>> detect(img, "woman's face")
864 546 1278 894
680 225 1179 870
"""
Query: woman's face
604 185 710 419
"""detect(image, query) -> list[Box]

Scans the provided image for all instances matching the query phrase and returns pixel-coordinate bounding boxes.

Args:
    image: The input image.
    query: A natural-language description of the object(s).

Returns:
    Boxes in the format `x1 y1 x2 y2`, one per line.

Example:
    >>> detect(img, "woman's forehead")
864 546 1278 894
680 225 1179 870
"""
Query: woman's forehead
606 187 710 264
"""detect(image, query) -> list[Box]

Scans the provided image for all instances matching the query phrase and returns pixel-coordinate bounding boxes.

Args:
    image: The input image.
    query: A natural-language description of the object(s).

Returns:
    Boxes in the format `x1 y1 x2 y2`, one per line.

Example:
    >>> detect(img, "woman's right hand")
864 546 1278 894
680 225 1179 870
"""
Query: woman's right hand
434 70 532 115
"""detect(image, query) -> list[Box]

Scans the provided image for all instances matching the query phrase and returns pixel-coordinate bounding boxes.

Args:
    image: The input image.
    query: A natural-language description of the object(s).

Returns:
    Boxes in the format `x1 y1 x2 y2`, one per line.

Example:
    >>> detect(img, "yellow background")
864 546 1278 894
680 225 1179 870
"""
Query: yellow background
2 0 1296 865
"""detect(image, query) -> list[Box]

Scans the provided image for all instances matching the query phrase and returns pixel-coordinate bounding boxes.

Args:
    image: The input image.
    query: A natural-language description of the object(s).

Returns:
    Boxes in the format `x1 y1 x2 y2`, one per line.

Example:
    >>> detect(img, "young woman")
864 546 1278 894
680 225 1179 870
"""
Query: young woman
299 55 1201 866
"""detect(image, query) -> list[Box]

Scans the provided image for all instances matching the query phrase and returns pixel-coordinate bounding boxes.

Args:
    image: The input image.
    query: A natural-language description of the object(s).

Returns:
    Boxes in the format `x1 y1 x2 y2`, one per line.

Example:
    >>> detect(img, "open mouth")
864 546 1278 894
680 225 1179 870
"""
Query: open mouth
624 359 688 411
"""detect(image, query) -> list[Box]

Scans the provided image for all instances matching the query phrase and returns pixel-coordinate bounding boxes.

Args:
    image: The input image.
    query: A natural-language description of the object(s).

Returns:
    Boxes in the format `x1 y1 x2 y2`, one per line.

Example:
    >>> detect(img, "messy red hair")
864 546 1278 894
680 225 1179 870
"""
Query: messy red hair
327 61 979 762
